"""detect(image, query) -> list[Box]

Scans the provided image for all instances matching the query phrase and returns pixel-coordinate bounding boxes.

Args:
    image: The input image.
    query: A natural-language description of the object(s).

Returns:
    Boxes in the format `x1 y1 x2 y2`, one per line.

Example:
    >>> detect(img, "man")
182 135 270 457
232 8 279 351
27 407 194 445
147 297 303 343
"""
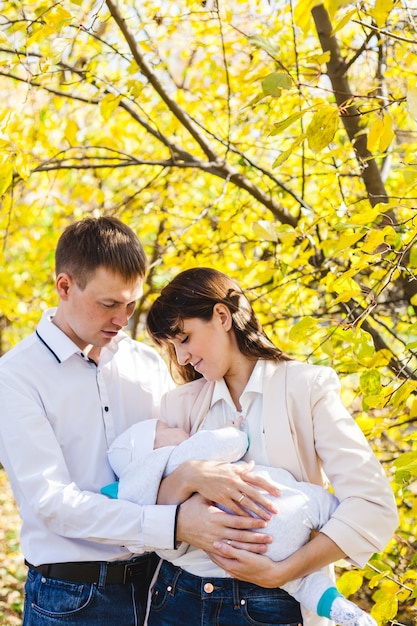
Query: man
0 217 269 626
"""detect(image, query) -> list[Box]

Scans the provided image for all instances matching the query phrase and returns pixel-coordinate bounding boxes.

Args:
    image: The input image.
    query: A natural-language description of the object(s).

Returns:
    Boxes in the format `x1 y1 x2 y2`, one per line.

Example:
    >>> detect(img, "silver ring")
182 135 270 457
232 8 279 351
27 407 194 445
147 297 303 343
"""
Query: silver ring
237 493 246 504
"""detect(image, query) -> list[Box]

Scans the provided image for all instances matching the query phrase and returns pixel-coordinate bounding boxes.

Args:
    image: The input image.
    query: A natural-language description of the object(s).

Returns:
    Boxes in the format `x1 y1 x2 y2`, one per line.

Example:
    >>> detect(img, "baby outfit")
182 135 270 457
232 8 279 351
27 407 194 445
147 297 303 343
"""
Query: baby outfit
102 421 376 626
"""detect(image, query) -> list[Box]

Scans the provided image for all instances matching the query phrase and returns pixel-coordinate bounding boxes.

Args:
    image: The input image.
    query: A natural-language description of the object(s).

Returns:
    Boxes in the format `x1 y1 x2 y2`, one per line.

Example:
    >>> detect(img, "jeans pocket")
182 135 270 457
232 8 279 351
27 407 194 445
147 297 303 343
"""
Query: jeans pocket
29 574 96 618
241 593 302 626
149 578 172 614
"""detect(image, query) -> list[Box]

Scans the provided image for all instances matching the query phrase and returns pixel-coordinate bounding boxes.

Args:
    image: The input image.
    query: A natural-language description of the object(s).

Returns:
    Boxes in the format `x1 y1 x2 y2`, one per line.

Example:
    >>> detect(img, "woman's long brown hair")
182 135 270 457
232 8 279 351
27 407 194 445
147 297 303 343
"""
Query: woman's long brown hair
147 267 292 383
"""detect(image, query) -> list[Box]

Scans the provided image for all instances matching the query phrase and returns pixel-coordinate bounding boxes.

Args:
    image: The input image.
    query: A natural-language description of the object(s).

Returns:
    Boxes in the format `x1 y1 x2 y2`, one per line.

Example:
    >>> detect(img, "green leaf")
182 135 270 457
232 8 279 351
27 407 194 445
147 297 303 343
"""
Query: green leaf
247 35 280 57
261 73 291 97
288 316 319 341
270 111 305 136
360 369 381 395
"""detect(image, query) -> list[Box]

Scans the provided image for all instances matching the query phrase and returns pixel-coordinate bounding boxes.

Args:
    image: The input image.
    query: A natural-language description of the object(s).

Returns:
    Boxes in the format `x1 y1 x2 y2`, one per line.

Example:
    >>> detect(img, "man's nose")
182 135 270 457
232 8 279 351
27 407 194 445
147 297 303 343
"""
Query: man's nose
112 308 130 328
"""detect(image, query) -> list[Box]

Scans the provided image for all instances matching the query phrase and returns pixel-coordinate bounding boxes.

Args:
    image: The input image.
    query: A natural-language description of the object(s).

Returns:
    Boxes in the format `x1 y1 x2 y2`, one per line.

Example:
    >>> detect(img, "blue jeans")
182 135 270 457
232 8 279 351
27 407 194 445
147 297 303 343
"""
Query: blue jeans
23 565 151 625
147 560 303 626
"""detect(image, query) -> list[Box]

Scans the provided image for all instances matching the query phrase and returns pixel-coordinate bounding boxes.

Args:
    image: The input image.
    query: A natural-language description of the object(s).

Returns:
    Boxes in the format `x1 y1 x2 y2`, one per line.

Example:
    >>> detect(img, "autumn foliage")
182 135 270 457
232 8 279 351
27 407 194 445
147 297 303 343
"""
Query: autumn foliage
0 1 416 623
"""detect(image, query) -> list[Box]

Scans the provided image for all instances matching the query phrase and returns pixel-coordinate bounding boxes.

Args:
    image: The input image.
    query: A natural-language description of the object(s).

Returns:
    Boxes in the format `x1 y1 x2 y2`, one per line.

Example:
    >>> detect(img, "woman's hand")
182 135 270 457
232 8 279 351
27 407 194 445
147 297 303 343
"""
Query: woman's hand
158 459 280 520
208 544 283 588
187 459 280 520
208 531 346 588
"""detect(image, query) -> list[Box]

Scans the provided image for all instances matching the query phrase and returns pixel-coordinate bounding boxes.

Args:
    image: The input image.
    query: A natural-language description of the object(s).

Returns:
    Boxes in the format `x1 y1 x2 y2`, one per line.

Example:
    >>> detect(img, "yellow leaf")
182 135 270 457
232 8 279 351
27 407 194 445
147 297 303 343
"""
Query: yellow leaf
371 0 395 28
337 570 363 596
65 119 78 146
331 273 361 295
100 94 122 121
349 207 383 225
361 228 388 254
27 26 53 47
410 397 417 418
0 160 13 195
380 113 394 152
0 31 10 46
294 0 321 33
253 221 277 242
44 6 73 30
332 8 357 34
49 37 71 65
367 118 383 152
371 593 398 623
307 107 339 152
355 416 375 435
273 136 305 167
15 151 31 180
333 290 362 304
333 231 364 252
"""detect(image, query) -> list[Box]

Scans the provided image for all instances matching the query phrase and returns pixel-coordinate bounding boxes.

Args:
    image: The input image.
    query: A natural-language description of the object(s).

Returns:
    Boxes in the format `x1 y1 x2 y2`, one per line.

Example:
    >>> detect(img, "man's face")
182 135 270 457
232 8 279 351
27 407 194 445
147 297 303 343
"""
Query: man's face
54 266 143 350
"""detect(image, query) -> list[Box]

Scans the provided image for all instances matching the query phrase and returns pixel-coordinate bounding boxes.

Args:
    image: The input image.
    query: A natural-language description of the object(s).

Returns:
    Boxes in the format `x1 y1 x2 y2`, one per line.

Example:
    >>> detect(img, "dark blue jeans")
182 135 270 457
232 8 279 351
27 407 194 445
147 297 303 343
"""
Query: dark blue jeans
147 560 303 626
23 565 151 625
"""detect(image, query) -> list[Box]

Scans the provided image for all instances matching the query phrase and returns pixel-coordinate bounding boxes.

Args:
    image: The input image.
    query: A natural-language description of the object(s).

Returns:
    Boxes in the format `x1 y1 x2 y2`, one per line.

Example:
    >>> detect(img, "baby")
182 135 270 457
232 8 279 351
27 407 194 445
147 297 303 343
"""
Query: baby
102 420 376 626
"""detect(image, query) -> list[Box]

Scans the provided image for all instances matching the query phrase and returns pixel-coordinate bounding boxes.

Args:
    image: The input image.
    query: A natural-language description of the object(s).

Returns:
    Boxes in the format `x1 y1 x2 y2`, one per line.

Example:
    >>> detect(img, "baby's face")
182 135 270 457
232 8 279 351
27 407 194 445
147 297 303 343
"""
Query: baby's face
154 420 190 449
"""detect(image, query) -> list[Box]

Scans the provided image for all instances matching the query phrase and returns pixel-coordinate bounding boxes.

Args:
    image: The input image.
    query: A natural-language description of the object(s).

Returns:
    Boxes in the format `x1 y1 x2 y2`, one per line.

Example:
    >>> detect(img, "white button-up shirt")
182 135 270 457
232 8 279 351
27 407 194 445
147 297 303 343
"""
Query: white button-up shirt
0 308 175 565
173 360 268 576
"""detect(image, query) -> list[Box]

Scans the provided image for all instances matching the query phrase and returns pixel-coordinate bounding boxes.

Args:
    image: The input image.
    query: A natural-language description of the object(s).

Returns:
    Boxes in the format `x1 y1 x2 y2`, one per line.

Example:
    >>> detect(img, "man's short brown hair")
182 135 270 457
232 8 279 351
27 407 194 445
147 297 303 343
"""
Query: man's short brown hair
55 216 147 288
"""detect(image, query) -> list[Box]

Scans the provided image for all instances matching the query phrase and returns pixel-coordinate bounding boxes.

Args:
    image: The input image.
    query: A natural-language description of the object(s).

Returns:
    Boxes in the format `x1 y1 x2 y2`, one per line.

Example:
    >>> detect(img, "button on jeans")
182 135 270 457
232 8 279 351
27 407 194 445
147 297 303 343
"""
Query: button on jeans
147 560 303 626
23 566 150 625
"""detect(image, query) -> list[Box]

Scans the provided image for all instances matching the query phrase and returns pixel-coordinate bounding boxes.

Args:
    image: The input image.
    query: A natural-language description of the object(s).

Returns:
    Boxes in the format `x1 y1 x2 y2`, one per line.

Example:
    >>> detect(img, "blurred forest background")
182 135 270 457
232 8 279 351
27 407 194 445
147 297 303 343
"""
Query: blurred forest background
0 0 416 623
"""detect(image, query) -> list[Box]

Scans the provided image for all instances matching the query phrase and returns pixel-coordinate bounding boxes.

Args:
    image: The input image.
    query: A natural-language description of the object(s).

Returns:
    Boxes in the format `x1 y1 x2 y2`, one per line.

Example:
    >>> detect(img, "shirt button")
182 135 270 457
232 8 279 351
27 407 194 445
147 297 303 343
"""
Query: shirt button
104 406 109 412
204 582 214 593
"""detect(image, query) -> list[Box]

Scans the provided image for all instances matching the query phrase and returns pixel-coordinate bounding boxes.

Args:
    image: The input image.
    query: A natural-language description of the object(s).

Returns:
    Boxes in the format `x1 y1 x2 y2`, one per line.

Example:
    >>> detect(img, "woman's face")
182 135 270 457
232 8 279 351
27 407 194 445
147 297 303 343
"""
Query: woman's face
168 306 238 382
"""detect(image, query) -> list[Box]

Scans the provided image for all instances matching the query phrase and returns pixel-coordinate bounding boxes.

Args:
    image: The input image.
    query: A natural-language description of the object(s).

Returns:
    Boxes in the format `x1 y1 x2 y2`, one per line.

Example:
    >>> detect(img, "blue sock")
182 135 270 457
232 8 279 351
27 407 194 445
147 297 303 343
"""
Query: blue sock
317 587 344 618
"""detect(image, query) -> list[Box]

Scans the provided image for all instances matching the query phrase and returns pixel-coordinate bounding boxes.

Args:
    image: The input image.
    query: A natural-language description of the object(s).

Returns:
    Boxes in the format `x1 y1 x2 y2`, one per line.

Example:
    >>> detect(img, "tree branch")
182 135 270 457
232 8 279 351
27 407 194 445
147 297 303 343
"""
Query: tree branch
311 4 389 207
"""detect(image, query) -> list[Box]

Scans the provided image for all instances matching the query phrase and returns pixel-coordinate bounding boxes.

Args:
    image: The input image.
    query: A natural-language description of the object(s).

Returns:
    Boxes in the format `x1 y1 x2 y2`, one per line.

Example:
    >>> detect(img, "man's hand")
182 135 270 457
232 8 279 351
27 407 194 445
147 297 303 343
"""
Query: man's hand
176 493 272 553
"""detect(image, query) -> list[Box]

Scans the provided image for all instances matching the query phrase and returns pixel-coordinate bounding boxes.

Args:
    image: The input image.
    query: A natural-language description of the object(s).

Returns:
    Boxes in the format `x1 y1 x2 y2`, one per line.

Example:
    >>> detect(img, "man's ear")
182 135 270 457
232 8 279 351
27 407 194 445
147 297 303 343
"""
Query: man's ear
56 273 73 300
213 303 233 331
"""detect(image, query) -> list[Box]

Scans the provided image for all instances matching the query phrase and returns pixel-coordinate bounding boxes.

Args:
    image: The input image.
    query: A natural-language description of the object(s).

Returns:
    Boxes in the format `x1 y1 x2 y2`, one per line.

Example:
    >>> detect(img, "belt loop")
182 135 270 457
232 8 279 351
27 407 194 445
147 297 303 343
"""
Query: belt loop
232 579 240 609
168 564 182 596
98 562 107 588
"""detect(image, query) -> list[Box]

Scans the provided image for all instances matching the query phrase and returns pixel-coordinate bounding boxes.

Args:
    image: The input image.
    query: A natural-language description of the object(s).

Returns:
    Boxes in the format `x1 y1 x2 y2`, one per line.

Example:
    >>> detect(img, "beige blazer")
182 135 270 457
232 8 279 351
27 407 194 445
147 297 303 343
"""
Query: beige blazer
160 360 398 624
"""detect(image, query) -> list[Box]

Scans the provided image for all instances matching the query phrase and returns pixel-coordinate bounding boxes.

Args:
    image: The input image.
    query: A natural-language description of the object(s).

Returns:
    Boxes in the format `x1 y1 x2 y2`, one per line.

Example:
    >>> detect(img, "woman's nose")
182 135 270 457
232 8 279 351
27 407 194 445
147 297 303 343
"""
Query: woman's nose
175 344 191 366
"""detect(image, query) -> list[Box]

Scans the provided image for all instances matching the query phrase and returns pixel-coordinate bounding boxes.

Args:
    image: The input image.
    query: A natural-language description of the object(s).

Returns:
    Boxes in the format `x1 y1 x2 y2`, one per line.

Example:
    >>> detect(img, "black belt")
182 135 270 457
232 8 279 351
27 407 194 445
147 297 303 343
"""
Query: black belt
25 553 159 585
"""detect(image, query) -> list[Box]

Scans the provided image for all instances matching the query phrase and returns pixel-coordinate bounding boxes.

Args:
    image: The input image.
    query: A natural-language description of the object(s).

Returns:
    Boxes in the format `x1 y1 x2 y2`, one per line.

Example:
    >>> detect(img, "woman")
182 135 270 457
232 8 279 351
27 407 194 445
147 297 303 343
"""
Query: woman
145 267 398 626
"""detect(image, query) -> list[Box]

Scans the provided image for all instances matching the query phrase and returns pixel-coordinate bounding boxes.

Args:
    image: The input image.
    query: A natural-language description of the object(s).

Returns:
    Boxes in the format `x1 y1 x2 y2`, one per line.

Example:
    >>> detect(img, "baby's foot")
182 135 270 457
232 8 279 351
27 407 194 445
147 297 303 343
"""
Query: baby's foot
330 597 377 626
